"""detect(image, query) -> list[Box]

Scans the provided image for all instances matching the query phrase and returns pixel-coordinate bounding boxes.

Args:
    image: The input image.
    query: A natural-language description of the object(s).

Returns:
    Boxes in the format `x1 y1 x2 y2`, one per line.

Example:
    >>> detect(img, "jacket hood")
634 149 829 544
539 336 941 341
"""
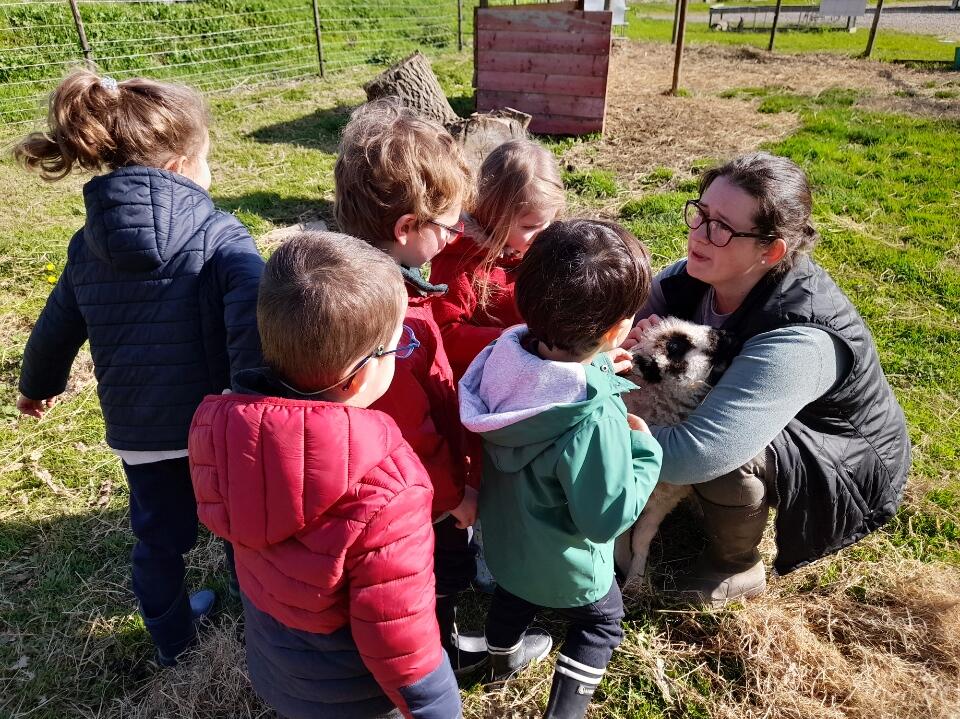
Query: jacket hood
189 389 403 551
459 326 636 466
83 166 215 272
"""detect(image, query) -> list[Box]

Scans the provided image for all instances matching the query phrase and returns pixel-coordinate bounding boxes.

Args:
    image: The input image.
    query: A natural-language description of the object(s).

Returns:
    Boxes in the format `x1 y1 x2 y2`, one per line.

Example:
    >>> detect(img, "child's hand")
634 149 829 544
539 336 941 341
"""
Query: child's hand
605 347 633 375
622 314 663 350
17 394 56 419
627 413 650 433
451 485 478 529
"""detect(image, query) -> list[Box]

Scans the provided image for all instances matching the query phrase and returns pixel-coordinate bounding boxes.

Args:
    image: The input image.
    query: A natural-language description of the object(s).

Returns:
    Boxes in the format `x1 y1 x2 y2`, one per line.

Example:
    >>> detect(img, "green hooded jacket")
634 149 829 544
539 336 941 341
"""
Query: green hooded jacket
459 326 662 608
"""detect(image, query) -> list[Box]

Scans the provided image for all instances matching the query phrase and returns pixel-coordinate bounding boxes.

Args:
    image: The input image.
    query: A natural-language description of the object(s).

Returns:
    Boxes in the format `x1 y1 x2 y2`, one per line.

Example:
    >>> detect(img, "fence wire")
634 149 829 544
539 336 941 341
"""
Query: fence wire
0 0 492 134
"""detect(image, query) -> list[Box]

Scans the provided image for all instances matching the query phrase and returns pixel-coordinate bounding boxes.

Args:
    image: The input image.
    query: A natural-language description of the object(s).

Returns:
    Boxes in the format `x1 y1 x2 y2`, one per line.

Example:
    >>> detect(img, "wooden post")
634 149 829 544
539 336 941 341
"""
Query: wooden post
67 0 94 70
457 0 463 52
311 0 325 77
671 0 689 94
864 0 884 57
671 0 681 44
768 0 783 51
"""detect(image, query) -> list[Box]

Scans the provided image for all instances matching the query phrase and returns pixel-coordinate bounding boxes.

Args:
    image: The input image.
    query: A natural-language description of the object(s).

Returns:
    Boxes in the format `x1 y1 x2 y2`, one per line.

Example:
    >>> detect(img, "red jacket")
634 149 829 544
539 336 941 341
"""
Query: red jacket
189 389 447 715
429 236 523 381
371 267 479 516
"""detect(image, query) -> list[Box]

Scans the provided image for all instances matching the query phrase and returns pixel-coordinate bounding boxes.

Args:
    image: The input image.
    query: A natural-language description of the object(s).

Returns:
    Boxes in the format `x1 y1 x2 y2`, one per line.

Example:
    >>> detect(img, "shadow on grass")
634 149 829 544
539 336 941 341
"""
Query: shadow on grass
0 505 238 719
213 193 334 229
248 103 355 152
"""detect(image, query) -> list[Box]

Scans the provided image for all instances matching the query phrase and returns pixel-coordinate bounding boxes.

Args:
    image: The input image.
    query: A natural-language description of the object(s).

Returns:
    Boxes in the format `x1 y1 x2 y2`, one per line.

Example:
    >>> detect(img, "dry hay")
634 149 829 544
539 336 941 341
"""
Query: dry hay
562 41 960 193
624 559 960 719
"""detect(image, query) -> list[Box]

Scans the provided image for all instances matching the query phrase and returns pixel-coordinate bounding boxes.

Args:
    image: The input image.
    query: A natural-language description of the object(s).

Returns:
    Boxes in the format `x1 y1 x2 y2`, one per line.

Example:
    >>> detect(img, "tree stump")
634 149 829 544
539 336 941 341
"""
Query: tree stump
363 51 533 170
363 51 460 127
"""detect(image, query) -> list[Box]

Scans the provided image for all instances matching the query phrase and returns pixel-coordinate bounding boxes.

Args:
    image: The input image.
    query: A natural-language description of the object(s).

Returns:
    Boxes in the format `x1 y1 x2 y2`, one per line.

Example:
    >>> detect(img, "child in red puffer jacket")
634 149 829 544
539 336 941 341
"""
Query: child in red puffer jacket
430 139 566 380
189 232 461 719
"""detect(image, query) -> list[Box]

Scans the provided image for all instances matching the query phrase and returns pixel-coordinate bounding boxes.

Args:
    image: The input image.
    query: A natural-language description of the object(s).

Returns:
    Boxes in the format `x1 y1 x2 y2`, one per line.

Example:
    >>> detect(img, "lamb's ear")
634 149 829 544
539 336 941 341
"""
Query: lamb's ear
632 354 663 384
708 330 740 366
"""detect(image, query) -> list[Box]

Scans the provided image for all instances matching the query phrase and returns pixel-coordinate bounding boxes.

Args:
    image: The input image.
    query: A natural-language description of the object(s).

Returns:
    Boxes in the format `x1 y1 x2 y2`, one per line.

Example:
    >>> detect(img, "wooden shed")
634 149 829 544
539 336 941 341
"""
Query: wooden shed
474 1 613 136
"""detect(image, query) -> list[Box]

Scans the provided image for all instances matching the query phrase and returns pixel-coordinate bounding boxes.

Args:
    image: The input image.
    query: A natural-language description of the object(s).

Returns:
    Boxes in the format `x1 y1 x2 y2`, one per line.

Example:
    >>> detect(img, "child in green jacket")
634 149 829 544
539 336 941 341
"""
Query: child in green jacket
459 219 663 719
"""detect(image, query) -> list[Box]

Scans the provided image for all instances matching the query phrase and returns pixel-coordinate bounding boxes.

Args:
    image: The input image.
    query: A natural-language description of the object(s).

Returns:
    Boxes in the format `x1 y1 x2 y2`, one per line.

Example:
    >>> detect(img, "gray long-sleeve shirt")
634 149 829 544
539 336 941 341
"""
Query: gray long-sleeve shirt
640 260 851 485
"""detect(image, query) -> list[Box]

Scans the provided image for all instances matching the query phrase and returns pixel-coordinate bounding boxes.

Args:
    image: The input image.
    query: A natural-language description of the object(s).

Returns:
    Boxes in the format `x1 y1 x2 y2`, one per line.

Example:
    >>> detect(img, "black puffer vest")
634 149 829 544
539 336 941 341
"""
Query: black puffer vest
661 257 910 574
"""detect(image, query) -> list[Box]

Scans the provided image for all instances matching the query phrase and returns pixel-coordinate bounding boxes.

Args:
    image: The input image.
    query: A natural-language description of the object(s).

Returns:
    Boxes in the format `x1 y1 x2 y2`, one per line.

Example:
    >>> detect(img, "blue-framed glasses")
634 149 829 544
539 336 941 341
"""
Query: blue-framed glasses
279 325 420 397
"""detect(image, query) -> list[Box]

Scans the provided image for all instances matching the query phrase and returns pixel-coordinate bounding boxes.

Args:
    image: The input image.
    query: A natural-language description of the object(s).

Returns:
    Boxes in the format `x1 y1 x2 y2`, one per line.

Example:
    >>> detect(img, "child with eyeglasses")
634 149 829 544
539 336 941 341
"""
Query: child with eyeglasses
333 98 543 677
189 231 462 719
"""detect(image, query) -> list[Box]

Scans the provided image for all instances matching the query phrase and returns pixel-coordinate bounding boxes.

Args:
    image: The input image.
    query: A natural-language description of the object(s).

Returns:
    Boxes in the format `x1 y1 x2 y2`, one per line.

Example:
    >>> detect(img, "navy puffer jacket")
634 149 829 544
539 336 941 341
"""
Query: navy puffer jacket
19 166 264 451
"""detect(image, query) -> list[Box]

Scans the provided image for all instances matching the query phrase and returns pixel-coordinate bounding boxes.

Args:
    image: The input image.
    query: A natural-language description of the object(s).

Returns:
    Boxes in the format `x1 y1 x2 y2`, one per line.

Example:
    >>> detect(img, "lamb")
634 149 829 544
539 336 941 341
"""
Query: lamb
614 317 734 595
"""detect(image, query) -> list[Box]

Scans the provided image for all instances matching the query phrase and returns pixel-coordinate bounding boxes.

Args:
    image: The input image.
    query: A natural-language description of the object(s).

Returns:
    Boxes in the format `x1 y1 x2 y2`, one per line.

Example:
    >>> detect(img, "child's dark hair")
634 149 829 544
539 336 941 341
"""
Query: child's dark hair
516 219 651 357
13 69 207 181
257 232 407 392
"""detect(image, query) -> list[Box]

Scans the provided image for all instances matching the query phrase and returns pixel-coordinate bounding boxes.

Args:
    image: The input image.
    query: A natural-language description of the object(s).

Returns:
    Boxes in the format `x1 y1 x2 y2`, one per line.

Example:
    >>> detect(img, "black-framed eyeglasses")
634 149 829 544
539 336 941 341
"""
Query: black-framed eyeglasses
279 325 420 397
427 218 465 242
684 199 774 248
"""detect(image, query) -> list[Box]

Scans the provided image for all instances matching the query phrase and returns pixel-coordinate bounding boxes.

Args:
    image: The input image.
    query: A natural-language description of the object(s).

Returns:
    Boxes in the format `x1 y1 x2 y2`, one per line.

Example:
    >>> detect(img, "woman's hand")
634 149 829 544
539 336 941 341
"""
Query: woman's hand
627 413 650 433
451 485 479 529
16 394 56 418
605 347 634 375
622 314 663 350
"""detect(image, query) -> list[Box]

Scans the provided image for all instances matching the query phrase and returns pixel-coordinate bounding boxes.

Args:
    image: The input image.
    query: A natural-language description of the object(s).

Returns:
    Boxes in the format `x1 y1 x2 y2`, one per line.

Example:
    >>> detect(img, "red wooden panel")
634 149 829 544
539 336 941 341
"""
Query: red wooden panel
476 8 611 34
528 114 605 135
475 70 607 98
477 89 605 120
476 50 609 78
475 29 610 55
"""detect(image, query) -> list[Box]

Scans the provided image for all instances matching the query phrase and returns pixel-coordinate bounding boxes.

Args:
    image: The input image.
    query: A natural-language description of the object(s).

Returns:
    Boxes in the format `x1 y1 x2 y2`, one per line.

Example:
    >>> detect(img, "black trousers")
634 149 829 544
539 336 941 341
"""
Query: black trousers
433 515 476 596
485 581 624 673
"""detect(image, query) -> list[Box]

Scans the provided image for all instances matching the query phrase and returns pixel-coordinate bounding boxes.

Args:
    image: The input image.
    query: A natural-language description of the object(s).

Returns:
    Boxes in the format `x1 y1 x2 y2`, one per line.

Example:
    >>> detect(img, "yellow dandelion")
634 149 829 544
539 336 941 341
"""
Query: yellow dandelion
44 262 54 271
46 275 57 284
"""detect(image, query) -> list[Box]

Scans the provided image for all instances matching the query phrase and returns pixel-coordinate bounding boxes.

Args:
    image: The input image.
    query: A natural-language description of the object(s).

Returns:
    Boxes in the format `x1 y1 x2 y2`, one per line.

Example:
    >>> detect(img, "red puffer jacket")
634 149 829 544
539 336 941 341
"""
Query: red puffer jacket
189 391 446 713
371 267 480 516
429 236 523 381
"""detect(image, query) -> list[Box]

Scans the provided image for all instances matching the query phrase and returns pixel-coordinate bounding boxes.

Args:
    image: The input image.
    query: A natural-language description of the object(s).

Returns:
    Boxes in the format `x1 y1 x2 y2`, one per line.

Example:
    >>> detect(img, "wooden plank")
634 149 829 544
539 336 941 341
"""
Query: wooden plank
475 29 610 55
527 114 604 135
476 50 609 77
476 8 611 34
475 69 606 98
477 89 605 120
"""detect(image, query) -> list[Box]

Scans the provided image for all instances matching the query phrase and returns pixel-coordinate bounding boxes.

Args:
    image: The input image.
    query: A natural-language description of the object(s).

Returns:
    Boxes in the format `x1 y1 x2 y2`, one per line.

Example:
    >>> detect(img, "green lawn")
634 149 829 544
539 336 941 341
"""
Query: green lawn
626 10 958 62
1 39 958 719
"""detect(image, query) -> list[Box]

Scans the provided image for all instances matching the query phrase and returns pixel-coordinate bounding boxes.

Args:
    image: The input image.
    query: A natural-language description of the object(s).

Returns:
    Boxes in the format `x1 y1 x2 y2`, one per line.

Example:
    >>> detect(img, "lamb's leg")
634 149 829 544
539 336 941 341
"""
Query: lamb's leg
623 484 692 594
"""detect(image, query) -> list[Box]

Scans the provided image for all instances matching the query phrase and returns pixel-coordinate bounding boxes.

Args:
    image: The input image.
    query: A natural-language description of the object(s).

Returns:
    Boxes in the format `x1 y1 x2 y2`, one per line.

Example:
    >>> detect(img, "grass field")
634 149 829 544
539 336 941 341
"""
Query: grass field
1 22 959 719
625 11 958 62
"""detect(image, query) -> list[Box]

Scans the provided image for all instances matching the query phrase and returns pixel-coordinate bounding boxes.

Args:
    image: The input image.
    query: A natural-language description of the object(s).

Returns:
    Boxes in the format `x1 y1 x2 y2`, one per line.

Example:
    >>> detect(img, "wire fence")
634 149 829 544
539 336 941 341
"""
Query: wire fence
1 0 555 135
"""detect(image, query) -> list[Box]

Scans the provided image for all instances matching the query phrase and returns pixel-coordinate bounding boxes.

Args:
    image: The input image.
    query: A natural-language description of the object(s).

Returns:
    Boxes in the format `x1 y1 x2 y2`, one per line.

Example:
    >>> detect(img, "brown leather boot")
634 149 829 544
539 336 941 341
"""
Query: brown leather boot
660 495 768 605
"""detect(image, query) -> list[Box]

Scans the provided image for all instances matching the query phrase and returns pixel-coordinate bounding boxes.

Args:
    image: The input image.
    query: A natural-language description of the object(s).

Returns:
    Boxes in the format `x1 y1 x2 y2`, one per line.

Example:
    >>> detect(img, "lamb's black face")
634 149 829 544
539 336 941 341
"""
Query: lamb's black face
629 318 732 386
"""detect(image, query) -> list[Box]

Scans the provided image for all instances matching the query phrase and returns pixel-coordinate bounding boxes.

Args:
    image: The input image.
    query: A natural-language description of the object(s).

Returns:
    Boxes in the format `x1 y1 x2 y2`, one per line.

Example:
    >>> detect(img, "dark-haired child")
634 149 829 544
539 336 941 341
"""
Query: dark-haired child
459 219 663 719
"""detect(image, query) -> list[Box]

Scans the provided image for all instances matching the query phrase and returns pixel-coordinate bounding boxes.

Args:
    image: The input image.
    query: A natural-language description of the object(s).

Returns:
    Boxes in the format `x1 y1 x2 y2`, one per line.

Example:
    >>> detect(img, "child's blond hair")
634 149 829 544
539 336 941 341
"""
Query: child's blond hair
13 69 208 181
333 98 474 248
470 139 565 307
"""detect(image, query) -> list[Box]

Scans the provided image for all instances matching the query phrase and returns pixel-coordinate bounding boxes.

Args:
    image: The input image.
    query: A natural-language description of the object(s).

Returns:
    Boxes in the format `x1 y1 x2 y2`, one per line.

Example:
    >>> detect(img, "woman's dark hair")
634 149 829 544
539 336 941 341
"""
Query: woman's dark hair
516 219 651 357
699 152 819 272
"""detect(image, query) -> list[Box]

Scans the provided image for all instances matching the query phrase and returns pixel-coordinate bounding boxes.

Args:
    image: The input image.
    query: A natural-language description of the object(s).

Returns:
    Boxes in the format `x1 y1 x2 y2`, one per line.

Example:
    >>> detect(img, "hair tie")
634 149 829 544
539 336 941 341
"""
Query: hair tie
100 76 119 94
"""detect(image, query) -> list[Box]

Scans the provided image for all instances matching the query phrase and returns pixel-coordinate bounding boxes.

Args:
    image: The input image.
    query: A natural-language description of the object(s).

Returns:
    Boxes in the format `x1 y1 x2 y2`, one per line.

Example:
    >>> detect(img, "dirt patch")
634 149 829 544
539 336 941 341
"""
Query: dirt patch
561 41 960 193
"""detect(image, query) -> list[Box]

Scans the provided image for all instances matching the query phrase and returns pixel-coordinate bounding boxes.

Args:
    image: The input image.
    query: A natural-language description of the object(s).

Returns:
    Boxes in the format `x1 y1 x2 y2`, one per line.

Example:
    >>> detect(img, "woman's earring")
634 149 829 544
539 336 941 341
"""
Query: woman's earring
760 259 767 265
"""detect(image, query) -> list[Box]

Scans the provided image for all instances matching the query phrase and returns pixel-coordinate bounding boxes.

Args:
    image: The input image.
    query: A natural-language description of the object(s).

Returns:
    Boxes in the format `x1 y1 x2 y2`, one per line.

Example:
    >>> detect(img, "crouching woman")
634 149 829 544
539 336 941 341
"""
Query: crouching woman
626 152 911 604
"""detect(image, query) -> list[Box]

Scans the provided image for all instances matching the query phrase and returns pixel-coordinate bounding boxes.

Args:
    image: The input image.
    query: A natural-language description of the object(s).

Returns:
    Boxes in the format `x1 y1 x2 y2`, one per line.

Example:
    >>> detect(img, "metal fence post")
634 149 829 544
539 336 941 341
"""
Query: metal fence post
68 0 95 70
312 0 326 78
457 0 463 52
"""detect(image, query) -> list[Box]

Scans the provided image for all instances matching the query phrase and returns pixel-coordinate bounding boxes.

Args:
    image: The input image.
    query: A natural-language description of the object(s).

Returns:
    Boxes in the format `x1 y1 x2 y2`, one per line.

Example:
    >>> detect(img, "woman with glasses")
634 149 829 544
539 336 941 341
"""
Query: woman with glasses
624 152 910 604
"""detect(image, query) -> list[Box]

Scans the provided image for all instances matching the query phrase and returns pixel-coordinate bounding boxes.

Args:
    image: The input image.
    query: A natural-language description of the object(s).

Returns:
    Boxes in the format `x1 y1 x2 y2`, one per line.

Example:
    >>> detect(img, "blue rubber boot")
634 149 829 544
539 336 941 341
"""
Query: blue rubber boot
150 589 217 667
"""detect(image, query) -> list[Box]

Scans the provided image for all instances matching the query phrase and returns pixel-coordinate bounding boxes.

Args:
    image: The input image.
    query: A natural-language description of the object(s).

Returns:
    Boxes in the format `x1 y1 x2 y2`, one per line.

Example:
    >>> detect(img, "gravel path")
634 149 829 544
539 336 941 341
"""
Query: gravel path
641 3 960 40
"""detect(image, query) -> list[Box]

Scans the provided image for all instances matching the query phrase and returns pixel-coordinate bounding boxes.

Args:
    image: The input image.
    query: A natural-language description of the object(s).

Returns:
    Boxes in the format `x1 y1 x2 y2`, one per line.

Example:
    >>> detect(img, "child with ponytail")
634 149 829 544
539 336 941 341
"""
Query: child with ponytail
14 70 265 666
430 138 566 380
